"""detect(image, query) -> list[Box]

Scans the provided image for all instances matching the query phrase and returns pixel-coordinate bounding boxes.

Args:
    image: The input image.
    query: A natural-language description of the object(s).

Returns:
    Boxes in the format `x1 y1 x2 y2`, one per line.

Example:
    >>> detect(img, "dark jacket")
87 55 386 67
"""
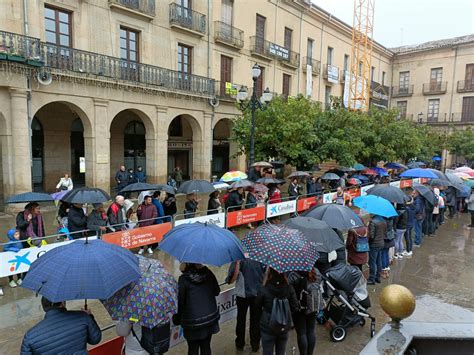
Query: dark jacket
368 216 387 248
87 210 108 233
134 170 146 183
245 192 258 209
247 167 260 182
107 203 125 229
20 308 101 355
445 187 456 207
68 206 87 236
225 190 243 212
16 212 45 242
152 198 165 224
413 195 426 220
226 259 266 298
184 199 198 219
115 170 128 186
406 203 416 228
346 227 369 265
396 207 408 229
256 279 299 332
207 198 221 215
137 203 158 227
176 267 220 331
163 196 177 217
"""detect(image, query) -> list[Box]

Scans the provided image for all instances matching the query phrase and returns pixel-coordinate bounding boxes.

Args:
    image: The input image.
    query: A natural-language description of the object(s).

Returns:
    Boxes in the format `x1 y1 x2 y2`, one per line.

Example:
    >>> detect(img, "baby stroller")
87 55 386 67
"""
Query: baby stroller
321 263 375 342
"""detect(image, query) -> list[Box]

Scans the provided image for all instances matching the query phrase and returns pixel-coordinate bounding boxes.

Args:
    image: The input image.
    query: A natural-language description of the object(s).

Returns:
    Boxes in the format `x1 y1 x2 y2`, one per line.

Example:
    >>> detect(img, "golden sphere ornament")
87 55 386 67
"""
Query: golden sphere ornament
379 284 416 322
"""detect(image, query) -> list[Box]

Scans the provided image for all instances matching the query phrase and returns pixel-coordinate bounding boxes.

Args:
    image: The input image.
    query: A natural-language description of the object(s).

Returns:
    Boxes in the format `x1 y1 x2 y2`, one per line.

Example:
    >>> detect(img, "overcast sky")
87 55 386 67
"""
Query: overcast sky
311 0 474 48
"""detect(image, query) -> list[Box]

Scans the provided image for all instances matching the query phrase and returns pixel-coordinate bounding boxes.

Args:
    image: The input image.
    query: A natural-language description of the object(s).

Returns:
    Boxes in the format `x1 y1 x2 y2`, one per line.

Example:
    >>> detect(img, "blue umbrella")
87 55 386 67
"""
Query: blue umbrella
160 223 245 266
21 239 140 302
7 192 54 204
400 168 438 179
353 195 398 218
353 163 366 171
407 161 426 169
384 162 408 170
372 167 389 177
353 174 370 182
432 156 442 162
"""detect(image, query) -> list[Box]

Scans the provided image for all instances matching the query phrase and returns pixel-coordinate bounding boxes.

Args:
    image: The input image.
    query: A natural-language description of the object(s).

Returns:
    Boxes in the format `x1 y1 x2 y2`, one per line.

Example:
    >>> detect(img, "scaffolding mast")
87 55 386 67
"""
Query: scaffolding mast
348 0 375 111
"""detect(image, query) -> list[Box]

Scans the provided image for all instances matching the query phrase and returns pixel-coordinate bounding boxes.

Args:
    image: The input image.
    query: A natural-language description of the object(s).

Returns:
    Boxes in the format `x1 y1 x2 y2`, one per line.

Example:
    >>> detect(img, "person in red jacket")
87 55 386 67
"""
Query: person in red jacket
346 226 369 271
137 195 158 255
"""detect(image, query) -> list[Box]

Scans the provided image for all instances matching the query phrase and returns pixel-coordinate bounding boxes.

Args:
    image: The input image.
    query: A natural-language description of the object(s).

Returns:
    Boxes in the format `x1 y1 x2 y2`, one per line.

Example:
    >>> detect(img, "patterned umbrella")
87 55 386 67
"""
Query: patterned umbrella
220 171 248 182
253 184 269 193
242 224 319 273
348 178 362 185
102 256 177 328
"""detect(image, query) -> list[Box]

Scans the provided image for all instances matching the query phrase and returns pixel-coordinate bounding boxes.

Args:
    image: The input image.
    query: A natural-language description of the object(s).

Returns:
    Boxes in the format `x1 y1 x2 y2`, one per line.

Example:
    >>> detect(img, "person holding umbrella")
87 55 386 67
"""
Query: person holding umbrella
288 178 301 200
268 184 282 204
21 297 102 354
16 202 45 247
207 191 222 215
87 203 109 236
367 214 387 285
137 195 158 255
173 263 221 355
412 190 426 247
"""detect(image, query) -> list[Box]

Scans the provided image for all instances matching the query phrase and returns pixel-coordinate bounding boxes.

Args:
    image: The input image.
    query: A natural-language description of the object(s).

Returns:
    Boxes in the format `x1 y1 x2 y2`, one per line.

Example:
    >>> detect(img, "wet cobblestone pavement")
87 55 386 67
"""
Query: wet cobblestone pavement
0 211 472 354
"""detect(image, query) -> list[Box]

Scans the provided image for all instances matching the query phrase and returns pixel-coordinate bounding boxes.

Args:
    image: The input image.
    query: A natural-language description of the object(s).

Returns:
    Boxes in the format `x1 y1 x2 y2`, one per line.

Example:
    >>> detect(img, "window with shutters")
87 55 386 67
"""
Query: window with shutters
396 101 407 119
461 96 474 122
255 14 266 53
343 54 349 72
382 71 386 86
307 38 314 59
465 64 474 89
256 66 265 98
427 99 440 122
282 74 291 98
284 27 292 50
220 55 233 97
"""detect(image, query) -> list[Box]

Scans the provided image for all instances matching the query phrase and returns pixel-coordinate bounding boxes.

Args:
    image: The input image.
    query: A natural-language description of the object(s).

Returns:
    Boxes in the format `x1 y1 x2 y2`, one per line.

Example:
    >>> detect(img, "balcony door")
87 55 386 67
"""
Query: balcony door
466 64 474 90
399 71 410 94
120 27 139 81
178 43 192 90
44 5 72 69
220 0 234 39
220 55 232 97
255 14 266 53
177 0 192 26
461 97 474 122
430 68 443 91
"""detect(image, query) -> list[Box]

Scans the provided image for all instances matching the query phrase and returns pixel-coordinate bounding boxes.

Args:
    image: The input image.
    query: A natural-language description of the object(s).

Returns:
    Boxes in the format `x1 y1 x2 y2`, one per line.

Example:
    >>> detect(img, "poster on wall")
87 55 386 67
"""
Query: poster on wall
326 64 339 84
306 64 313 97
370 81 389 109
79 157 86 173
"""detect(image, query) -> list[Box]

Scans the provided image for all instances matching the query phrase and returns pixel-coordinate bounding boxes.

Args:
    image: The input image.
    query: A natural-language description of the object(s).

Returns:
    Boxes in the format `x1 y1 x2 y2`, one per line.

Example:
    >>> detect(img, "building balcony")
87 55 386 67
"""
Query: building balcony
108 0 156 19
169 3 206 36
391 85 413 97
249 36 300 68
457 80 474 93
422 81 447 95
215 81 246 101
0 30 43 65
214 21 244 49
452 112 474 123
302 57 321 76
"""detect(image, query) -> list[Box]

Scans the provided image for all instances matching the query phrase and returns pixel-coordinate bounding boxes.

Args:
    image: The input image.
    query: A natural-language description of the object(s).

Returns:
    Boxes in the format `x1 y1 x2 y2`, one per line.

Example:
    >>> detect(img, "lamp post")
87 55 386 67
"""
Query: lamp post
417 112 424 124
236 63 273 166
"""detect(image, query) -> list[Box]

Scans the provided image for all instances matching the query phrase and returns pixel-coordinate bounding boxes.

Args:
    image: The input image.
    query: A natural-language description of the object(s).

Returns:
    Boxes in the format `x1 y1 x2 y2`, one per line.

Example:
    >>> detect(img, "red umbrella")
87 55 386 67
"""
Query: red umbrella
348 178 362 185
362 168 377 176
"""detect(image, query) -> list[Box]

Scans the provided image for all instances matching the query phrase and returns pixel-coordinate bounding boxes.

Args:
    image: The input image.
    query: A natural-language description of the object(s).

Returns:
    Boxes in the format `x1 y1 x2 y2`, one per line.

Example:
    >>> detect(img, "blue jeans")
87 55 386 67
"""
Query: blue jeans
368 247 382 282
395 229 406 254
381 248 390 269
414 219 423 245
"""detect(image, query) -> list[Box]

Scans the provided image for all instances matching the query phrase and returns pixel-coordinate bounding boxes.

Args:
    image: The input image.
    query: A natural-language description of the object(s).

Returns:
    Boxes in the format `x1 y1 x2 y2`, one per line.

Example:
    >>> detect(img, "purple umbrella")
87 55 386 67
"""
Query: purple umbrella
51 190 69 201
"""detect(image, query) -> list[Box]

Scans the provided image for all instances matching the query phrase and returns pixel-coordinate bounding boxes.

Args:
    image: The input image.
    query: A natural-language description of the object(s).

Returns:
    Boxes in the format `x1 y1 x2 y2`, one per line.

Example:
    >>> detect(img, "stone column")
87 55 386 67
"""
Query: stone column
199 112 213 180
156 106 168 183
89 98 110 192
9 88 32 193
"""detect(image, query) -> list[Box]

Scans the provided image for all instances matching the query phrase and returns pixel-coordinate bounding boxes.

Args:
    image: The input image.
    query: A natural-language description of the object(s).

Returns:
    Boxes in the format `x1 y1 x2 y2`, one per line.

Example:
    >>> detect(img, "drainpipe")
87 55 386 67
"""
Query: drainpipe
297 6 304 95
445 46 459 169
23 0 34 183
317 21 324 101
273 0 278 92
389 57 394 108
207 0 211 78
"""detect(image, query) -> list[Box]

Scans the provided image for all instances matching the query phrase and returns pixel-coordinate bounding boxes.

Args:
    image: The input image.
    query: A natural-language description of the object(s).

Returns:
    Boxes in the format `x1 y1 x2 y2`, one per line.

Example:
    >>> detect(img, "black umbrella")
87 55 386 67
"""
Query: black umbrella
426 168 449 181
445 173 466 191
412 184 436 205
303 204 364 230
119 183 161 193
430 178 451 187
321 172 341 180
155 184 177 195
231 179 254 189
366 185 410 204
283 217 344 253
256 177 282 185
177 180 216 194
62 187 111 204
6 192 55 204
287 171 310 179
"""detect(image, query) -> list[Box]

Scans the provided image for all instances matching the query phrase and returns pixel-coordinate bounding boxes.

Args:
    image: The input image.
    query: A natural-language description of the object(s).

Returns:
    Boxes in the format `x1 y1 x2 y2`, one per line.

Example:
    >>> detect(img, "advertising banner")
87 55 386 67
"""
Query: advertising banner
360 184 375 196
346 188 361 199
400 179 413 189
170 287 237 347
343 71 366 110
413 178 421 184
297 196 318 212
102 223 172 249
226 206 266 228
389 180 401 188
323 192 337 204
266 200 296 218
0 237 97 277
327 64 339 84
370 81 390 109
174 213 226 228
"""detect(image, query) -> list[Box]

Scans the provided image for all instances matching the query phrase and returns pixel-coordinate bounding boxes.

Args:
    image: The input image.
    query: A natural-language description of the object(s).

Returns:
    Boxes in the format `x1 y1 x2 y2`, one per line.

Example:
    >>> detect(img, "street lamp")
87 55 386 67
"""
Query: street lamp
417 112 424 123
236 63 273 166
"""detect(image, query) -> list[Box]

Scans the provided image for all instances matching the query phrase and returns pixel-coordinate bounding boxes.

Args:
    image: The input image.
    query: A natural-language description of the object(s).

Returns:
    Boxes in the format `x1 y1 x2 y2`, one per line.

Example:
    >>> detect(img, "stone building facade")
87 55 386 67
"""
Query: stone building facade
0 0 472 207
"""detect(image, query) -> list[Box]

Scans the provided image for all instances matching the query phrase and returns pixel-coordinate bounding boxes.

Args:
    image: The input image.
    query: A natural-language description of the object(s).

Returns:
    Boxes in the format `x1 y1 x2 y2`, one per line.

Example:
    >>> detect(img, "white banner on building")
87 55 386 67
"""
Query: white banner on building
360 184 375 196
342 70 366 110
170 287 237 347
306 64 313 97
327 64 339 84
413 178 421 184
174 213 226 228
323 192 337 204
389 180 401 188
0 237 97 277
266 200 296 218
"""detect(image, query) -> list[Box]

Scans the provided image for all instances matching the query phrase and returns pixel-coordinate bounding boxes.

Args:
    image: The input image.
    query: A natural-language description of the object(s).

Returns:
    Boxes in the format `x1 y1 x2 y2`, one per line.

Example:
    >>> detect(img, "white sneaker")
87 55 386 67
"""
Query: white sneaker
402 251 408 256
406 251 413 256
0 287 4 296
147 248 153 255
9 280 17 288
16 279 23 286
138 248 144 255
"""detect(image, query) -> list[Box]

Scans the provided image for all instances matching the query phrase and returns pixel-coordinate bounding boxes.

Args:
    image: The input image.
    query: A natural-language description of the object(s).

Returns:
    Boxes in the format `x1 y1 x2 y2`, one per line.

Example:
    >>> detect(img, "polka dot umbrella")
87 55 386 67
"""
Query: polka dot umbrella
242 224 319 273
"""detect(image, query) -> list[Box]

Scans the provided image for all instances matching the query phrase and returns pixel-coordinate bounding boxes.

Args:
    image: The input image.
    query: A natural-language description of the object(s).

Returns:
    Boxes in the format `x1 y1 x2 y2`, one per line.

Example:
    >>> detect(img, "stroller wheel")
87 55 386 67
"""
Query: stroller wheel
330 326 346 342
359 318 366 327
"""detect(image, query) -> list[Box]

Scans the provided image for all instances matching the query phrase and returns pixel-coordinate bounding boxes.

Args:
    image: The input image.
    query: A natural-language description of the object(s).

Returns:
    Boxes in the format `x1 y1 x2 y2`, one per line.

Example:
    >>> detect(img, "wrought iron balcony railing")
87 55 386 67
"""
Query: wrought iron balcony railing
109 0 156 17
216 81 246 101
214 21 244 49
422 81 447 95
302 57 321 75
391 85 414 97
457 80 474 93
249 36 300 68
0 30 42 64
169 3 206 35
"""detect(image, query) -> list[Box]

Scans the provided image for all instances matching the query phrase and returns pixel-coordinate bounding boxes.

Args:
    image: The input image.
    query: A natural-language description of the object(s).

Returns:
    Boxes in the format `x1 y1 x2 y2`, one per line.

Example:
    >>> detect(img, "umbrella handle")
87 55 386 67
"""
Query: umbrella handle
84 299 88 310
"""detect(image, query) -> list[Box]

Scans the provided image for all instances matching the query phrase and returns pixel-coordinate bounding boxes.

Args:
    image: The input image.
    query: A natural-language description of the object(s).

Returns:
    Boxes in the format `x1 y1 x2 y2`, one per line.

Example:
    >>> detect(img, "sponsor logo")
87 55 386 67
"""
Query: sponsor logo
8 252 31 272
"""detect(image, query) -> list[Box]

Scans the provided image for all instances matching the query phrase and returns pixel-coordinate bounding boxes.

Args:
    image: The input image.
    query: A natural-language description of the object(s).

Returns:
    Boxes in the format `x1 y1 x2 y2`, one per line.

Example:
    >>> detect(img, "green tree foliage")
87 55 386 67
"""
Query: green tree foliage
231 95 444 167
448 128 474 161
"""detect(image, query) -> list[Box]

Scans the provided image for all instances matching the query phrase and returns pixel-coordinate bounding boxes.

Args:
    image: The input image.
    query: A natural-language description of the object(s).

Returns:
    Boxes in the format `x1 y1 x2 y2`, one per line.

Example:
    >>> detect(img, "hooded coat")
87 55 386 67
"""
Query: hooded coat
4 229 22 252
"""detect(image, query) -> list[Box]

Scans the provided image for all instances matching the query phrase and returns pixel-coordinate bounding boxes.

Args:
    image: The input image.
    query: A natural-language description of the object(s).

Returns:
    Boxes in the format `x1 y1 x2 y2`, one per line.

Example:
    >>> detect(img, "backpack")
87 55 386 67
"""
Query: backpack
299 281 324 314
269 297 293 335
355 235 370 252
132 324 170 355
